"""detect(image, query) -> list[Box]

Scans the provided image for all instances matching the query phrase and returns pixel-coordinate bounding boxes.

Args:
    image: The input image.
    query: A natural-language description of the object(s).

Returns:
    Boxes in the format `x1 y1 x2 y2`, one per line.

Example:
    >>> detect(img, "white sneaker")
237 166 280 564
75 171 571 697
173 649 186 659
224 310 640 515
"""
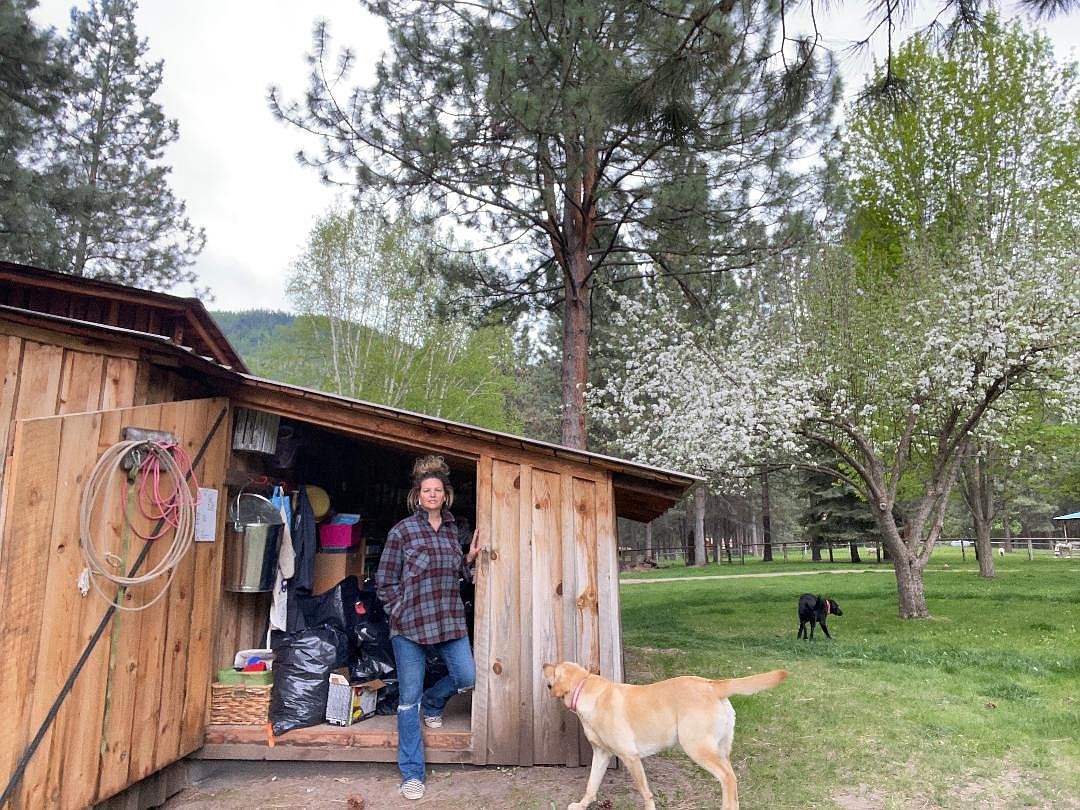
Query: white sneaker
400 779 425 800
422 714 443 729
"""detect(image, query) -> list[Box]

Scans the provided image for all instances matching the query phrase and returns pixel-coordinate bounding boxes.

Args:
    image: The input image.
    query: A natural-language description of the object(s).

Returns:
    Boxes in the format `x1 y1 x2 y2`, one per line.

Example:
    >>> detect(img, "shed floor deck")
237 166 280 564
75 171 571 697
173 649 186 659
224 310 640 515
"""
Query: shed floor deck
198 692 473 763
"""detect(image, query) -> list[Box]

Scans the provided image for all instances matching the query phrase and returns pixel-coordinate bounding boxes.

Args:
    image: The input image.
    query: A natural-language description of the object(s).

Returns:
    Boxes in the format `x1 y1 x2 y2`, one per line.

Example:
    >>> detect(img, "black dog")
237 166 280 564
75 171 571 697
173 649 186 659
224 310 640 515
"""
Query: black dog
797 594 842 640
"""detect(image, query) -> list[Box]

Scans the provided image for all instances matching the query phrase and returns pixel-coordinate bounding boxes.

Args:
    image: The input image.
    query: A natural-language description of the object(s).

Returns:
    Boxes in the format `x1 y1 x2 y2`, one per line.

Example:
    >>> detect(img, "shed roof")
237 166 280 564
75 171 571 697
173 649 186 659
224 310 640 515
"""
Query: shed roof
0 265 698 521
236 374 699 521
1052 512 1080 520
0 261 247 372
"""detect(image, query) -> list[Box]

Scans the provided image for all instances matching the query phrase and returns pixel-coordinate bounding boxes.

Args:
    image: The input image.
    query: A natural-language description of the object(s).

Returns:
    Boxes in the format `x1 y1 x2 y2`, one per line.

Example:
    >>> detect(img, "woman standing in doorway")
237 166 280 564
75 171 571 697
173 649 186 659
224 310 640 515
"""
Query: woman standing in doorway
376 455 480 801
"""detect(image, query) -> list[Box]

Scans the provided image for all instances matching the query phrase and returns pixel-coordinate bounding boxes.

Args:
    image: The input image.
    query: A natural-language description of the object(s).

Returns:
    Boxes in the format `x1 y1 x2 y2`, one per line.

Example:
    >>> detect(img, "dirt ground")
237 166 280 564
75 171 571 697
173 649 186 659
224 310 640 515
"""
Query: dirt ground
160 755 717 810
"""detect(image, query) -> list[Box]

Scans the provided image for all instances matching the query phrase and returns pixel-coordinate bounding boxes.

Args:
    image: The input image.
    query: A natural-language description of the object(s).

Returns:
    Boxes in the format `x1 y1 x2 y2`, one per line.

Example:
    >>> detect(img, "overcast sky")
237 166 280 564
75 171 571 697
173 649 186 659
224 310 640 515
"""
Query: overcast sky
31 2 1080 312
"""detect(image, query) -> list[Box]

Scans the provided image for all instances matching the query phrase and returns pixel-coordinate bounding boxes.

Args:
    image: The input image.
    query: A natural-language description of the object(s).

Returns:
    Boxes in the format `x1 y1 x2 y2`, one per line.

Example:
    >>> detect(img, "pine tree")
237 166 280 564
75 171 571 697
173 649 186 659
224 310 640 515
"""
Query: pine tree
41 0 203 287
0 0 68 259
799 459 879 563
271 0 840 449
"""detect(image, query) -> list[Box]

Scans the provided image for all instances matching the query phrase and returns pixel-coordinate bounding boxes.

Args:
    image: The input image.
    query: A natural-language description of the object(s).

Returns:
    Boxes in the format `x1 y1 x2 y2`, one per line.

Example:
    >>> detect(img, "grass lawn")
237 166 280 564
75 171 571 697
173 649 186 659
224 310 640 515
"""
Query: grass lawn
618 553 1079 809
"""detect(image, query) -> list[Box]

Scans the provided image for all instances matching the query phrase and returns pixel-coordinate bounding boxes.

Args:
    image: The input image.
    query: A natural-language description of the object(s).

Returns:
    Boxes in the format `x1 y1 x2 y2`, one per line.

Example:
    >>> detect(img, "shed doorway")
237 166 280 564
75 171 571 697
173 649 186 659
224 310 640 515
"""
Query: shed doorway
207 415 478 763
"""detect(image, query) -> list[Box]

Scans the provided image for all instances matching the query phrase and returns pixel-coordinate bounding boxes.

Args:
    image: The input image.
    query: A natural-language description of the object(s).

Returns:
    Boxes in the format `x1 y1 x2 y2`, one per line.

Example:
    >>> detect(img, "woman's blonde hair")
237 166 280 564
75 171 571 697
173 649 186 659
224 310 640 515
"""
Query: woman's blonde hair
407 454 454 512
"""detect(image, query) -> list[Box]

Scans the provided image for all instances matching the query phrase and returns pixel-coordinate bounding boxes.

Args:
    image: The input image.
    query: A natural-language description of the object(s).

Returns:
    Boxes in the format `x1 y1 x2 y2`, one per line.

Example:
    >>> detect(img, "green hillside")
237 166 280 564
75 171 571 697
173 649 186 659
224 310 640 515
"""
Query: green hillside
210 310 294 364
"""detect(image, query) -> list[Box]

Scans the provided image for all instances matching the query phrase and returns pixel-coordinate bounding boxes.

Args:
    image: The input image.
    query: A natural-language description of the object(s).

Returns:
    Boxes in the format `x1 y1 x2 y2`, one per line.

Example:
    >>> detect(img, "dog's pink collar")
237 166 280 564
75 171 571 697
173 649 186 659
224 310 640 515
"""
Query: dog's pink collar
825 600 831 615
569 676 590 713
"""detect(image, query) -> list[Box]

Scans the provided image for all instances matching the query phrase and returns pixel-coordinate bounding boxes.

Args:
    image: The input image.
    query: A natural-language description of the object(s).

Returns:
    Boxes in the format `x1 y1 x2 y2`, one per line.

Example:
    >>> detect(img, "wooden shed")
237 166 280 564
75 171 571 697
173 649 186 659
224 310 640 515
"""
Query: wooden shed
0 262 696 809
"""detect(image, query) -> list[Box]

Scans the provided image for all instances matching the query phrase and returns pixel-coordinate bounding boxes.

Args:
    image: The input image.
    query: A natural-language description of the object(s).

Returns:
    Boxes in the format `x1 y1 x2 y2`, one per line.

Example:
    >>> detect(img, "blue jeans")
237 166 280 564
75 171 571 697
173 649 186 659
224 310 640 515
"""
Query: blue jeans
391 634 476 783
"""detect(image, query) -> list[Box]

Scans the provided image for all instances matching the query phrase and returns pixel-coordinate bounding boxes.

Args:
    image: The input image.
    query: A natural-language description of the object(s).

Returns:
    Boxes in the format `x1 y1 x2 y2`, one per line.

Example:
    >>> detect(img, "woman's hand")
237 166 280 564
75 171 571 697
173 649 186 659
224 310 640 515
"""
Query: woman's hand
465 528 481 565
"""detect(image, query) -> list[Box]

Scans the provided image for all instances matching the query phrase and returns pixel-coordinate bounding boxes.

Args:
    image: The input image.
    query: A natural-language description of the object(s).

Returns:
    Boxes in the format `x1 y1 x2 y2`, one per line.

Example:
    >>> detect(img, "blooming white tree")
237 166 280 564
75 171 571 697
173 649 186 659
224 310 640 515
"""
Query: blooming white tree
594 234 1079 618
596 19 1080 619
593 277 813 484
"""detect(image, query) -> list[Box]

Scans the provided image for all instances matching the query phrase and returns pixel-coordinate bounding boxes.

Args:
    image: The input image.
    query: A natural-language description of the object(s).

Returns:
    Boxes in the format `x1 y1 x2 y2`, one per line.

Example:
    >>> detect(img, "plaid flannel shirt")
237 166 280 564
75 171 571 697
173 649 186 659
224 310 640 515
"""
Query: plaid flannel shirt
375 509 472 645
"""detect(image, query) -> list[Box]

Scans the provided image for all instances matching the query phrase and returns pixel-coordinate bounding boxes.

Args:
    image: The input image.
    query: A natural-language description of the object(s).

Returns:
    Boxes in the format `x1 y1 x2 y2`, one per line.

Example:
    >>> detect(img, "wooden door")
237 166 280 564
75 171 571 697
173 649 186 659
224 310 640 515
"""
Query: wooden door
0 398 230 809
472 455 621 767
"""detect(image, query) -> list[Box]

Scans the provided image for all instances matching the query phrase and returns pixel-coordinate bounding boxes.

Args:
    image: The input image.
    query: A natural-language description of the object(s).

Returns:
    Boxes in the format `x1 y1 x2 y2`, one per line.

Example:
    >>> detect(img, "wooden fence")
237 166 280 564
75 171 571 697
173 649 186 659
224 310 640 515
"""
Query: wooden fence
618 538 1069 568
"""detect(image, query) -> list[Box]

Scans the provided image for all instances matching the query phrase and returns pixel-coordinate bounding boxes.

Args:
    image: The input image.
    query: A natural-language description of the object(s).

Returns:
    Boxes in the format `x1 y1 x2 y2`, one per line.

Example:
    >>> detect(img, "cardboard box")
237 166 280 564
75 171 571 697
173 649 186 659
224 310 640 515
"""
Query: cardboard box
325 673 385 726
312 544 366 594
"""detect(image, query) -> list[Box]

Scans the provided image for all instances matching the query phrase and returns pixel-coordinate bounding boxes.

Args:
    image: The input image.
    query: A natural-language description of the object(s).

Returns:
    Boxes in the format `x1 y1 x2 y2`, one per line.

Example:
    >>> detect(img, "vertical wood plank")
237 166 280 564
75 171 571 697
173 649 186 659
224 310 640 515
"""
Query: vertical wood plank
595 475 623 685
481 459 522 765
13 341 62 419
530 468 563 764
0 417 62 808
22 412 104 809
572 477 600 673
57 351 106 415
63 408 130 810
125 406 182 786
559 473 580 767
571 476 600 766
180 400 229 752
516 464 534 766
97 404 164 798
0 335 23 488
213 592 242 674
149 400 204 772
468 454 493 765
100 357 138 411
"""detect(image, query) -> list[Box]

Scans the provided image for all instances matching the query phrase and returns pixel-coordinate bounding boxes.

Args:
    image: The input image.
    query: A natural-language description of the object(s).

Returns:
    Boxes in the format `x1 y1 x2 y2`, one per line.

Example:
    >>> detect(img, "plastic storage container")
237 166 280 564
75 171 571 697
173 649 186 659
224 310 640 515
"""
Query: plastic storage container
318 514 363 551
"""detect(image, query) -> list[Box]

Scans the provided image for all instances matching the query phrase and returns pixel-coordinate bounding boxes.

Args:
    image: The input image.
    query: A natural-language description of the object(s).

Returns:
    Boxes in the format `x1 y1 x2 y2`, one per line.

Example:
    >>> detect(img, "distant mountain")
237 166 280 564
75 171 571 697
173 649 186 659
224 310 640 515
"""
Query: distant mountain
210 309 294 363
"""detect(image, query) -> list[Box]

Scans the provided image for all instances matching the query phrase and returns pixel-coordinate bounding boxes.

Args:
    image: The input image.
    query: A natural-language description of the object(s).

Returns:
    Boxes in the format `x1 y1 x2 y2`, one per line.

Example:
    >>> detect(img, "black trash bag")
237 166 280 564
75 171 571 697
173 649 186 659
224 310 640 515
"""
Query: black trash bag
350 580 389 640
269 623 350 736
350 640 396 681
296 575 363 633
375 678 399 715
347 577 396 680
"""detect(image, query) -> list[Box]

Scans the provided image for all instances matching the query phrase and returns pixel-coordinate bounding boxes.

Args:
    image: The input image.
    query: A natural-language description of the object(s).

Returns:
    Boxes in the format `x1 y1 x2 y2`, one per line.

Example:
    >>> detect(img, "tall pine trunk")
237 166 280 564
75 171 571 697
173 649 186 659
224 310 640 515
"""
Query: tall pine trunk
73 29 115 277
559 266 590 449
555 145 597 451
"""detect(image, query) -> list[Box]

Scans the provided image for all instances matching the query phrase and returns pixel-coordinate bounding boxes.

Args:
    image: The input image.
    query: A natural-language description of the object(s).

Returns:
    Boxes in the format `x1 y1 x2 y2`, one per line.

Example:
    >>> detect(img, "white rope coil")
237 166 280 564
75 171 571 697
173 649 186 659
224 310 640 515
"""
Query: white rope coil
79 440 197 611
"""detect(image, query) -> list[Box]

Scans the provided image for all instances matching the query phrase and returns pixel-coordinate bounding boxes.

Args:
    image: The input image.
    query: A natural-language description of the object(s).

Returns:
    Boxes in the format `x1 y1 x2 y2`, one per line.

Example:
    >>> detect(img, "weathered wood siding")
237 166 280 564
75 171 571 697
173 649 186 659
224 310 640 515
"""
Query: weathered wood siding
213 590 272 671
0 330 216 561
0 398 230 810
0 330 213 489
472 454 620 767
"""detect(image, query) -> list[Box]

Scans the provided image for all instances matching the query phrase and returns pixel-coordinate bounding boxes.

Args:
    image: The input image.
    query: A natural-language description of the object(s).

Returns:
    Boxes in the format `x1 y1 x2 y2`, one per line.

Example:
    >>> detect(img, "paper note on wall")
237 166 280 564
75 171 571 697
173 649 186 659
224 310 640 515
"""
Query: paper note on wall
195 487 219 542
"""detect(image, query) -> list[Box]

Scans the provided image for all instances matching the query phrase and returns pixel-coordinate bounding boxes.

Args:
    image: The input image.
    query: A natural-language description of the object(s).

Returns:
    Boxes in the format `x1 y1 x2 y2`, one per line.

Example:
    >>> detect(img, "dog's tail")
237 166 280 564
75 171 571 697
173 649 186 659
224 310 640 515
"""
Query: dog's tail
711 669 788 698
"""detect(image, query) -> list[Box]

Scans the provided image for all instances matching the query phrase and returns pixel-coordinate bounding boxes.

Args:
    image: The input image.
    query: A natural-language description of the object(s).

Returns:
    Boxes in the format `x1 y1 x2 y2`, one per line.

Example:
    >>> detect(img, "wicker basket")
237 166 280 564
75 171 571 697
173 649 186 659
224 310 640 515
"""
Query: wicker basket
210 682 272 725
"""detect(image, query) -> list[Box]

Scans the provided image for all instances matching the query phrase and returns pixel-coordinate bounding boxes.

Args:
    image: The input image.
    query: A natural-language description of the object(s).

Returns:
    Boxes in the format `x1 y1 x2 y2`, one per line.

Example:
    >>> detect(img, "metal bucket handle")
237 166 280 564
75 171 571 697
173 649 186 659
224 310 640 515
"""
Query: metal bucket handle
232 488 282 532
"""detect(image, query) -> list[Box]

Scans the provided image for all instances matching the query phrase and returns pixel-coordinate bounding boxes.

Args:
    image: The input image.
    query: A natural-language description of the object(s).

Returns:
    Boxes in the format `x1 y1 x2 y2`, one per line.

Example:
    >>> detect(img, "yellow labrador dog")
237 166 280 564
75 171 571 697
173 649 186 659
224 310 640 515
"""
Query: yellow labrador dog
542 661 787 810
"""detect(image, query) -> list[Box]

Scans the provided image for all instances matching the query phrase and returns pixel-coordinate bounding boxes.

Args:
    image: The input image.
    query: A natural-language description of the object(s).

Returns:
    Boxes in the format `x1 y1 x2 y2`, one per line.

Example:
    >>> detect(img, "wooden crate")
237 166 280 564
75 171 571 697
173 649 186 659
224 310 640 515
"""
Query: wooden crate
209 683 272 725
